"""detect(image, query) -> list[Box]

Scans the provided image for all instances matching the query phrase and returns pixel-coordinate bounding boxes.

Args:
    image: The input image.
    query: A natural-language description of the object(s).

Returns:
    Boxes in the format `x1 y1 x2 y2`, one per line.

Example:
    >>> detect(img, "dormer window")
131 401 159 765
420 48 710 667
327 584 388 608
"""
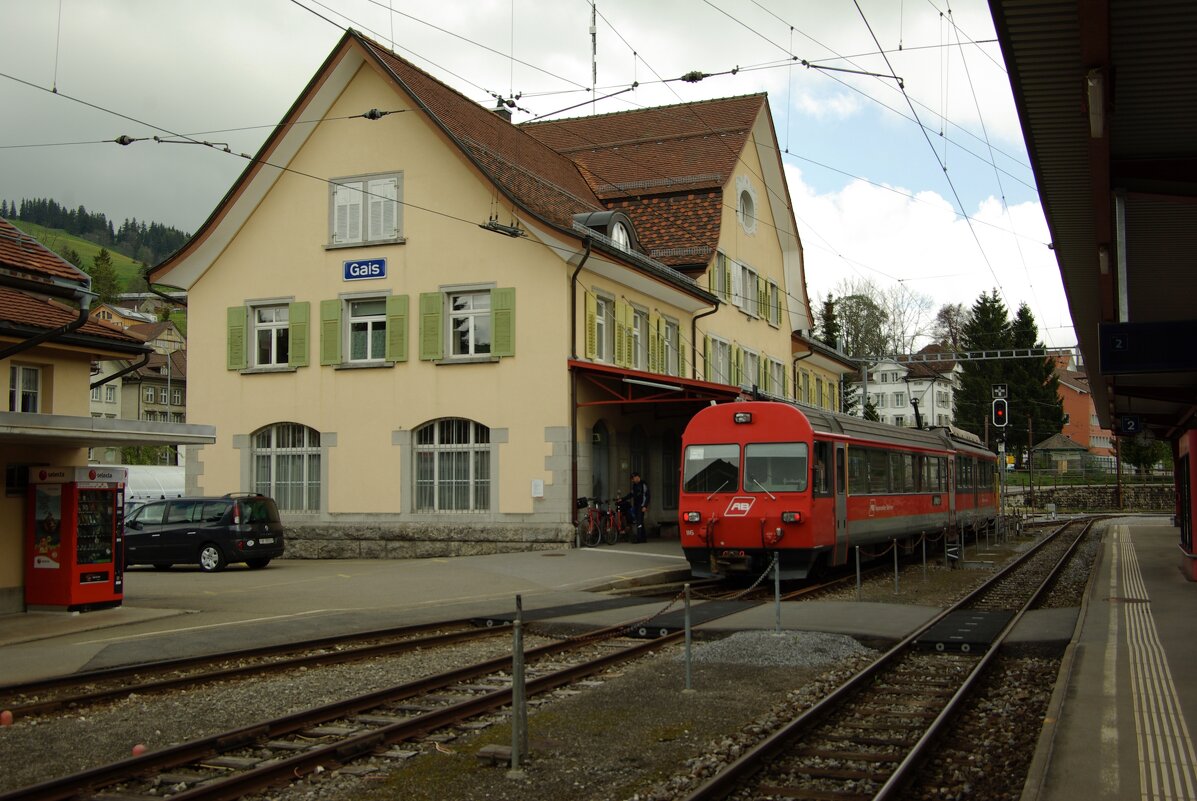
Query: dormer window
611 221 630 251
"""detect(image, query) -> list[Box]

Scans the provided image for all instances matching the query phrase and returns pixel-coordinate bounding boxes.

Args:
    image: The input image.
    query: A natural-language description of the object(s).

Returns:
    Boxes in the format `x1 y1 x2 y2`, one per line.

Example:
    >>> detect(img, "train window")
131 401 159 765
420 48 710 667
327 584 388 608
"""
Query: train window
868 449 890 493
683 444 739 493
891 453 915 492
847 449 868 494
745 442 808 493
812 442 831 496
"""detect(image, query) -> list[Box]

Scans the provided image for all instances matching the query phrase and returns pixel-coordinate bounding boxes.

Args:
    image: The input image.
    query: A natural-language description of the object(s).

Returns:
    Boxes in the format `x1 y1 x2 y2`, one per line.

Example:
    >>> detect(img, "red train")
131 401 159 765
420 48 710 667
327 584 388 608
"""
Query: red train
678 401 999 580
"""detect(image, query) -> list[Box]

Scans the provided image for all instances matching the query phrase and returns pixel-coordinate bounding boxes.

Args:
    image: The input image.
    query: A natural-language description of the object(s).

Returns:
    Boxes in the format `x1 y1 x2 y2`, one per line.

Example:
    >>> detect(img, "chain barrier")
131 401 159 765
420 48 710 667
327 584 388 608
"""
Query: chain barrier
859 540 897 559
689 551 779 601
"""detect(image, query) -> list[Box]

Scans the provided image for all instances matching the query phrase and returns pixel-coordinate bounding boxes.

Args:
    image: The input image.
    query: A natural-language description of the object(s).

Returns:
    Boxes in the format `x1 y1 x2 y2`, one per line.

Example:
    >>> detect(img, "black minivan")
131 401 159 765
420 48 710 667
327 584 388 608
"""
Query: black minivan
124 494 285 572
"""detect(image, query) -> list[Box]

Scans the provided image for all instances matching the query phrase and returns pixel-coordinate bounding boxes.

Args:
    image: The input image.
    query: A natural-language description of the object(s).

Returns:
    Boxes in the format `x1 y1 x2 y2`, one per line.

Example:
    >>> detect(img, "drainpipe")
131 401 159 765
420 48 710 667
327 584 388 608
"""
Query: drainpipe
691 305 718 381
569 239 593 539
0 288 97 361
91 352 151 389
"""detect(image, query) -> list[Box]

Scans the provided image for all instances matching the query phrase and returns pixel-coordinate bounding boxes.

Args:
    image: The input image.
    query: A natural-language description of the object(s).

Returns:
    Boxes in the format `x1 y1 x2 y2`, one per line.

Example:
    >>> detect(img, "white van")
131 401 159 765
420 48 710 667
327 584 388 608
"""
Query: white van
93 464 185 513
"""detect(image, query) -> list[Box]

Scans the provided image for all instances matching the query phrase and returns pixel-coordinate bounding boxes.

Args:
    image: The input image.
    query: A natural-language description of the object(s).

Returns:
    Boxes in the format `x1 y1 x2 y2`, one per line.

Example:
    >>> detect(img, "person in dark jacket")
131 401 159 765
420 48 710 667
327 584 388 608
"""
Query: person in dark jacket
624 471 650 543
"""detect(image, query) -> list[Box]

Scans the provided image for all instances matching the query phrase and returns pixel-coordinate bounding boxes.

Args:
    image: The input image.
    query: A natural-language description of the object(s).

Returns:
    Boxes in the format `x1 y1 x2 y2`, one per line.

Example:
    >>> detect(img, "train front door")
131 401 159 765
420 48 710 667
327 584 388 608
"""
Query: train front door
833 443 848 565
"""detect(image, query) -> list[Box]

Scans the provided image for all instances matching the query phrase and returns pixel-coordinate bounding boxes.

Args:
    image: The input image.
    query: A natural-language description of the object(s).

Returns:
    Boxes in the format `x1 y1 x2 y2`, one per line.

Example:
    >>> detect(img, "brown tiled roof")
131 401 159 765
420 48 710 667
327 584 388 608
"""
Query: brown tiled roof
126 321 175 340
906 343 958 378
0 286 144 345
129 349 187 381
521 95 765 197
609 192 722 268
0 217 89 285
359 36 605 229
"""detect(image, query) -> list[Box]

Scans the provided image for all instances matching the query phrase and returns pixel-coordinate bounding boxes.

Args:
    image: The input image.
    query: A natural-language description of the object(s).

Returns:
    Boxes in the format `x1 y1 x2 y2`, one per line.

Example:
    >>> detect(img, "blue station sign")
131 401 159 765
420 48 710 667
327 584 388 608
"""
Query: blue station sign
343 258 387 281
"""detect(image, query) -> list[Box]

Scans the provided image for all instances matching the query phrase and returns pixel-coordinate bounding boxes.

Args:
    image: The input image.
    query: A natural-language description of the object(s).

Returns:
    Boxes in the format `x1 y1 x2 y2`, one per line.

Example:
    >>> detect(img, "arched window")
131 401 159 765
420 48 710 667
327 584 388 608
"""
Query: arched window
415 418 491 512
252 423 321 512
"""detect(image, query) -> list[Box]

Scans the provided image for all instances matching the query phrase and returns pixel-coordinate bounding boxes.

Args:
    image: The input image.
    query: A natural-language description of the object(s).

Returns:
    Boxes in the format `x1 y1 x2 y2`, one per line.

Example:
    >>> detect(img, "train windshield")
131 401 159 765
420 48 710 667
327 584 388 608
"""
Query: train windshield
683 444 739 493
744 442 808 493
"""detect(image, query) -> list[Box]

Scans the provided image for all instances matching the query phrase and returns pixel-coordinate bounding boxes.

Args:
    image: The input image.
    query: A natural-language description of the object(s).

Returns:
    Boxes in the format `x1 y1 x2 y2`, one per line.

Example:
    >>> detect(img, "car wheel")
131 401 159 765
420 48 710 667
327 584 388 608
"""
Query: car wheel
198 543 226 572
152 563 173 571
246 558 271 569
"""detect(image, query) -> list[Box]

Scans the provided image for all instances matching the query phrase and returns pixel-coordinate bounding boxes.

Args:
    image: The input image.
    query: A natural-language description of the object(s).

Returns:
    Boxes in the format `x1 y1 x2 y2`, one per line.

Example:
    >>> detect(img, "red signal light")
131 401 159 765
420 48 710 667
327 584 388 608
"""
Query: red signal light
992 398 1008 427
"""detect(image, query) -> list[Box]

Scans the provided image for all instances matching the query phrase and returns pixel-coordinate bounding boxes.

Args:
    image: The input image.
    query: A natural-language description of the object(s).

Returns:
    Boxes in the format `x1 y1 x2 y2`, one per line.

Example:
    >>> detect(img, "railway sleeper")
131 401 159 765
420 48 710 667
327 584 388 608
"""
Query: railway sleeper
791 765 893 782
793 747 901 762
755 784 874 801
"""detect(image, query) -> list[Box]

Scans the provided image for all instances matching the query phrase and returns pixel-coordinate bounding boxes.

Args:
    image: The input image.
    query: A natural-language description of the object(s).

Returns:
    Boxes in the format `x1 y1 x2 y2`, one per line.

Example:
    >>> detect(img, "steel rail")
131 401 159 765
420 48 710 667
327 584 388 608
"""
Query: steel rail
1 621 494 719
0 620 669 801
679 518 1085 801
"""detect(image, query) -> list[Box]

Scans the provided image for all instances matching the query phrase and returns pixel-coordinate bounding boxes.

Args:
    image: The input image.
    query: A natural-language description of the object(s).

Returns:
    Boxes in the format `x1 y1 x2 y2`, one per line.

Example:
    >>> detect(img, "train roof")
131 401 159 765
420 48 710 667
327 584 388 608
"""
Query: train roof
760 400 996 460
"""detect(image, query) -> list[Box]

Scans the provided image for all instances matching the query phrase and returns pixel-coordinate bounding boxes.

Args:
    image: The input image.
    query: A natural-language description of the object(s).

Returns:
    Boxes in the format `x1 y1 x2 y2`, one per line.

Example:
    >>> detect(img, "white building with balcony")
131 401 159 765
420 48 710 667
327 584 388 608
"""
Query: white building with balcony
849 344 961 428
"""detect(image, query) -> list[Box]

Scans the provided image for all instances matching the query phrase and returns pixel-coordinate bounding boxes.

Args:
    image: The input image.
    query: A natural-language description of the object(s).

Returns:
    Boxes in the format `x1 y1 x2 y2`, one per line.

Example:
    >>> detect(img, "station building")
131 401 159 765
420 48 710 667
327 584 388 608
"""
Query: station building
150 29 816 558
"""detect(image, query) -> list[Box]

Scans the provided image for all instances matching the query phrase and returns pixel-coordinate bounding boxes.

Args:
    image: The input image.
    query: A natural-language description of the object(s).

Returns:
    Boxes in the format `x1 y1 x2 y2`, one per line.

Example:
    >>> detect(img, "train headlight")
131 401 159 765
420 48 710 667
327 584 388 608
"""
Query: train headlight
781 511 803 524
683 511 702 523
733 412 753 424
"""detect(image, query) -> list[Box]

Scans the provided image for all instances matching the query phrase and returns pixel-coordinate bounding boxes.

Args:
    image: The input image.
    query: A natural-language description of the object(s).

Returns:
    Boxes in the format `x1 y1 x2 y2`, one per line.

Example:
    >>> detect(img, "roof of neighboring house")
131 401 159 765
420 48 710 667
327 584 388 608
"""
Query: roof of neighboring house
126 321 180 341
0 287 146 346
1033 433 1088 452
0 217 90 286
124 349 187 382
905 343 959 379
522 95 766 269
1056 367 1090 394
0 218 145 353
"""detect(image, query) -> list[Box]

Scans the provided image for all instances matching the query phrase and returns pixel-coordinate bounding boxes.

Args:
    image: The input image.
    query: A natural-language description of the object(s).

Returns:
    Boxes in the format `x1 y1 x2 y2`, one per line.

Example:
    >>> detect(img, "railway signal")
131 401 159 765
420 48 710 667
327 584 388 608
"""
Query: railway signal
992 398 1009 427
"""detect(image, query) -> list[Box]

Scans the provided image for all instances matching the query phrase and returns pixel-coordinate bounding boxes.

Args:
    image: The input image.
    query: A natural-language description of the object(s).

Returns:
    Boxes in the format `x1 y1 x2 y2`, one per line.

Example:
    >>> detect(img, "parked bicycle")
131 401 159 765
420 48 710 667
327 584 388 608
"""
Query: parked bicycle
601 497 632 545
576 497 604 547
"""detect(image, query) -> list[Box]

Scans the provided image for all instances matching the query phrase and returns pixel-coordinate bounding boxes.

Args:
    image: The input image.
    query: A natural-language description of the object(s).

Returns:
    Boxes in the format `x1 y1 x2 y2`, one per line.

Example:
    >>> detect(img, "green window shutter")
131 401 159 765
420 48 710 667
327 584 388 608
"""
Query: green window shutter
419 292 443 361
226 306 247 371
288 302 310 368
723 266 732 301
584 293 597 359
703 336 711 381
734 345 743 385
491 287 515 357
319 299 341 365
385 295 409 362
758 277 766 316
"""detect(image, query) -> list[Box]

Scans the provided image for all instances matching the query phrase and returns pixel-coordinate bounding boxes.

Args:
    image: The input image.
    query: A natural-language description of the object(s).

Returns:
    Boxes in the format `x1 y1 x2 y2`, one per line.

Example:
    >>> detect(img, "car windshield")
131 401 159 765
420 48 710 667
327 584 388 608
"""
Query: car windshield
683 444 739 493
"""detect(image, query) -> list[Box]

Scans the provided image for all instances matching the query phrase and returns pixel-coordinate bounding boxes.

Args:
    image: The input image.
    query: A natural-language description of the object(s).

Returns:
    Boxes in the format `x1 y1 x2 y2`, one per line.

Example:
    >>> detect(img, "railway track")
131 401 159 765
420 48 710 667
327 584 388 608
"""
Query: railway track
0 620 500 720
0 619 681 801
679 517 1095 801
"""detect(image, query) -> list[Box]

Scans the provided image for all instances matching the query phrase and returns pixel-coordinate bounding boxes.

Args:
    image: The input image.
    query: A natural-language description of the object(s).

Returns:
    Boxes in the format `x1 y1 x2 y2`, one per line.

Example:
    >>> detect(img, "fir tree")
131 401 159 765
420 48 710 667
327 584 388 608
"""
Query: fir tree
816 293 842 349
955 290 1012 440
87 248 122 303
1008 303 1063 457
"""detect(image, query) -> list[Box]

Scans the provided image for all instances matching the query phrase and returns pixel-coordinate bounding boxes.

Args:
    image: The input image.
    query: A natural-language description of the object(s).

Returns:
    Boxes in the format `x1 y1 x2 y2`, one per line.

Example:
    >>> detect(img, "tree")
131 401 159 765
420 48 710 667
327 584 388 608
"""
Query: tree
87 248 122 303
954 290 1012 440
834 289 888 358
932 303 971 350
862 393 880 422
1008 303 1063 455
841 378 862 416
816 293 842 349
1119 436 1171 475
54 244 84 269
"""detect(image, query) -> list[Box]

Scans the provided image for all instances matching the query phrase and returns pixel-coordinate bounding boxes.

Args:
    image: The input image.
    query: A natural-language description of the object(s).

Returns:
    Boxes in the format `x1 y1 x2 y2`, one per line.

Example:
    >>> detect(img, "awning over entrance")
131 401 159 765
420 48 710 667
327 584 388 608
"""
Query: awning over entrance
569 359 743 408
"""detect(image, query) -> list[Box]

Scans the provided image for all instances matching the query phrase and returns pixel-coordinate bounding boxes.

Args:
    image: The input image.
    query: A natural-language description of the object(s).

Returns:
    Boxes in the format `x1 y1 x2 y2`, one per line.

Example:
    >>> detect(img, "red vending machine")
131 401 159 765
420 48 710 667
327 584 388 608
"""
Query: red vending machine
25 466 127 611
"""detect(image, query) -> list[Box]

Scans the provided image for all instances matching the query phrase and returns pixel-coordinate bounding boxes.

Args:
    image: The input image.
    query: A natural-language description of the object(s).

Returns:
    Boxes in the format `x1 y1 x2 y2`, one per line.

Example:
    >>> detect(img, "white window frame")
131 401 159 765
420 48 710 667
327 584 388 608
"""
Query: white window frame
742 349 759 389
158 388 169 404
172 388 183 406
448 290 492 358
252 303 290 367
105 385 116 403
595 296 614 363
253 423 322 512
90 386 101 401
769 359 786 396
414 418 491 512
329 172 403 246
895 415 906 427
894 392 905 407
664 320 680 377
346 296 388 363
737 264 759 317
632 308 648 370
144 386 155 403
9 365 40 413
710 337 731 384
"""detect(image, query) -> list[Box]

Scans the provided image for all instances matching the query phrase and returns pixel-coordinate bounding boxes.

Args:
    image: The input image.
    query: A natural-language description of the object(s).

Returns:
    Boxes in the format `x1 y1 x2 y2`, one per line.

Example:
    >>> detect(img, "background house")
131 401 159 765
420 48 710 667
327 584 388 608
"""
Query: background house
847 344 961 428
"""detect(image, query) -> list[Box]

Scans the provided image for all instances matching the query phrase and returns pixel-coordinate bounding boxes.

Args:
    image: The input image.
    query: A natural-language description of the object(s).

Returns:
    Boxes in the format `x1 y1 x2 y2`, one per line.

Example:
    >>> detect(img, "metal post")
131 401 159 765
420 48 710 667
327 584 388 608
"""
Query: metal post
855 545 861 601
507 595 526 779
683 583 694 693
922 535 927 582
893 539 899 595
773 553 782 634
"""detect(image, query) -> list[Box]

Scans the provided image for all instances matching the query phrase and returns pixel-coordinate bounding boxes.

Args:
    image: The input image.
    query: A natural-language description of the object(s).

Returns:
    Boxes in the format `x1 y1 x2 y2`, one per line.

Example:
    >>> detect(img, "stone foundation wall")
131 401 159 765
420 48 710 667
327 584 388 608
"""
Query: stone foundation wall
1008 483 1174 513
283 522 574 560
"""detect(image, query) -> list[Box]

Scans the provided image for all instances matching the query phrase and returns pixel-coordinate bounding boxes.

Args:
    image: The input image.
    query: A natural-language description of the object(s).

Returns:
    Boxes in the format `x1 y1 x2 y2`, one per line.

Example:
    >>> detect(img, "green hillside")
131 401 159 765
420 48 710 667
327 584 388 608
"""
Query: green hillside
8 220 145 290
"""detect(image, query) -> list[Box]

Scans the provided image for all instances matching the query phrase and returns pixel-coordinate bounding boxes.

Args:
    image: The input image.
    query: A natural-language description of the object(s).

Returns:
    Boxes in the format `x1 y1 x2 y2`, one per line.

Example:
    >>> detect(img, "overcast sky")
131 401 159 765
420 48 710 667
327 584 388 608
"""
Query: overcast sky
0 0 1073 348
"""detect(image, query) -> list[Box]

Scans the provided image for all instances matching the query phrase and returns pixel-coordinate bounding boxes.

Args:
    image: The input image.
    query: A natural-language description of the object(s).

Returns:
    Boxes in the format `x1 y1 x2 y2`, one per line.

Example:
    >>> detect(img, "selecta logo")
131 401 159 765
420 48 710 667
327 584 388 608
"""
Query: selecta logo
88 470 97 480
724 496 756 517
